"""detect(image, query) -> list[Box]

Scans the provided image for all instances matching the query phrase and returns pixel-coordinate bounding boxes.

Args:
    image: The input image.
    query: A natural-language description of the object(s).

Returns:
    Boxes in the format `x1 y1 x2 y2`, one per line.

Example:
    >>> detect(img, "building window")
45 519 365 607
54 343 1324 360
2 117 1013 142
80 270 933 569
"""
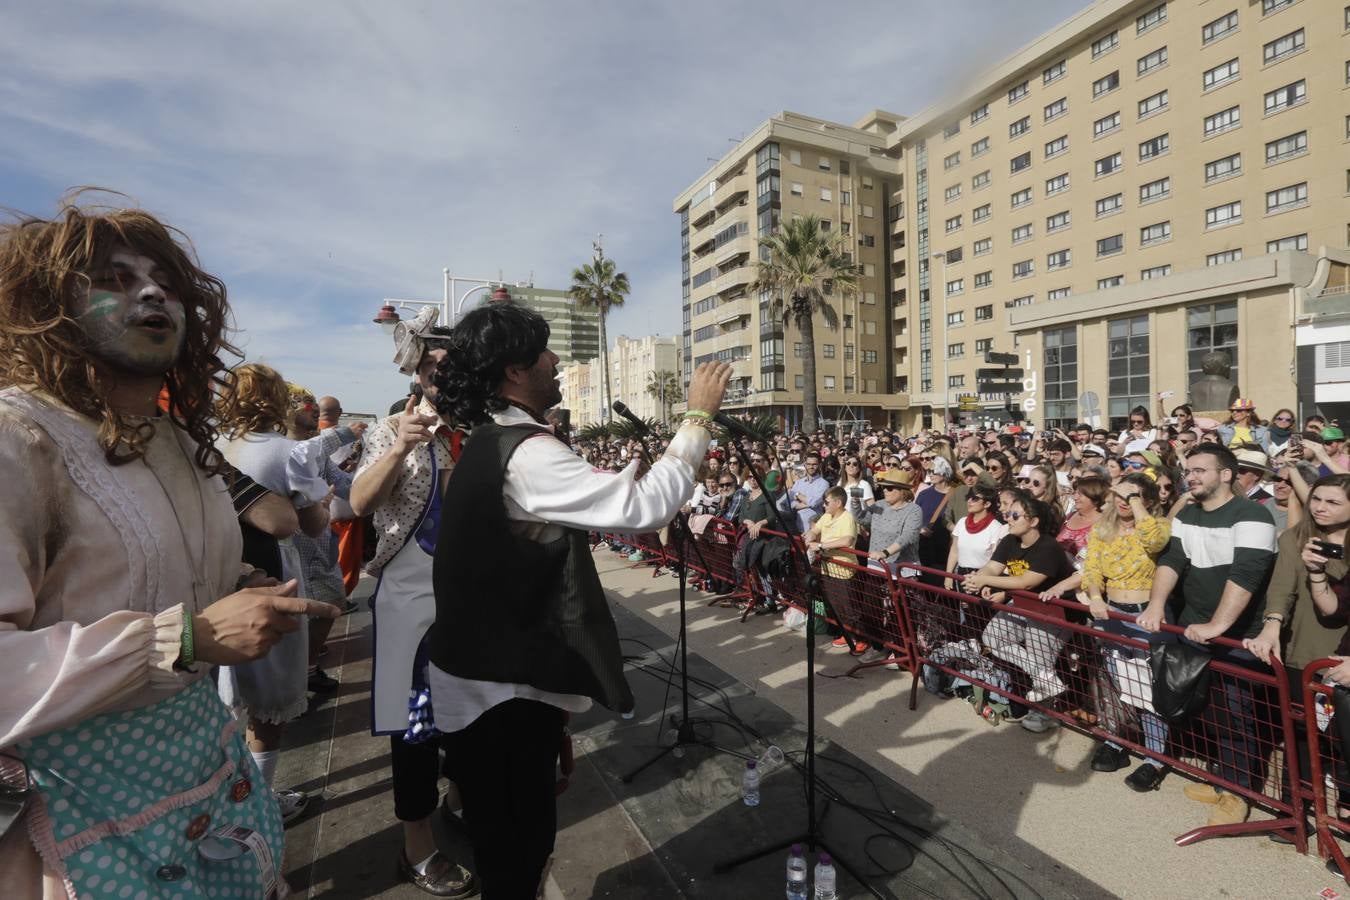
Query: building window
1141 263 1172 279
1043 325 1078 429
974 270 992 289
1138 90 1168 119
944 151 961 170
844 376 855 392
823 343 835 359
945 214 963 233
1137 47 1168 77
1205 201 1242 229
1108 315 1151 429
1095 152 1122 177
946 311 965 327
1092 31 1118 59
975 305 994 321
1262 0 1294 14
1044 135 1068 158
820 187 832 201
1092 71 1120 98
1266 131 1308 165
1207 248 1243 266
1265 182 1308 214
1013 259 1034 279
972 203 992 223
845 342 855 359
862 349 878 363
793 342 804 358
794 374 805 389
1267 234 1308 253
1006 294 1033 307
818 156 831 171
1090 194 1123 218
1093 111 1120 137
859 234 874 247
945 246 964 264
1012 222 1033 243
1204 105 1241 137
946 278 965 296
790 182 804 196
1263 29 1304 64
972 137 990 157
947 342 965 358
1047 249 1071 270
1264 80 1306 115
1097 234 1125 257
1047 287 1070 301
970 103 989 125
1139 177 1170 203
1043 59 1067 84
843 315 853 329
823 375 836 390
1046 210 1071 233
944 184 961 202
1009 116 1030 138
1140 221 1171 246
1137 3 1167 34
1203 58 1240 91
1138 133 1169 161
841 191 851 205
1010 152 1032 174
1202 11 1239 45
1187 301 1239 386
948 374 966 389
1045 173 1069 196
973 237 992 256
1011 187 1033 209
1008 80 1029 104
1205 152 1242 183
1097 275 1125 289
1045 97 1068 122
976 338 993 354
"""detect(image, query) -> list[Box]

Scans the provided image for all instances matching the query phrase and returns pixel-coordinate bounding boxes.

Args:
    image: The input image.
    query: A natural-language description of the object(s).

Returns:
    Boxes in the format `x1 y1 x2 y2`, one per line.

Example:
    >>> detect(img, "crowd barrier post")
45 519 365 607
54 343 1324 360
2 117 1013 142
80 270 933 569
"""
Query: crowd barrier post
1303 662 1349 872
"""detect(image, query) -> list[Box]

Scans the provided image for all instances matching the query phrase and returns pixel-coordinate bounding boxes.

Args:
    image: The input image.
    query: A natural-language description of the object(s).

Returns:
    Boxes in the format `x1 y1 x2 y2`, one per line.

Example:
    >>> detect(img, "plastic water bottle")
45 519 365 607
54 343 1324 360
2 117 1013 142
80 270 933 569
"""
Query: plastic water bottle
741 760 760 807
813 852 836 900
785 843 808 900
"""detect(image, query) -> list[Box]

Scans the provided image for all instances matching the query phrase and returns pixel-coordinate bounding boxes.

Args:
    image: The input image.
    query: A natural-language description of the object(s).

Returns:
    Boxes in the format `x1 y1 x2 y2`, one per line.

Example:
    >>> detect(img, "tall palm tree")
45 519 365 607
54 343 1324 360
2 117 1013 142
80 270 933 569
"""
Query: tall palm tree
568 251 630 422
753 214 858 433
644 369 682 424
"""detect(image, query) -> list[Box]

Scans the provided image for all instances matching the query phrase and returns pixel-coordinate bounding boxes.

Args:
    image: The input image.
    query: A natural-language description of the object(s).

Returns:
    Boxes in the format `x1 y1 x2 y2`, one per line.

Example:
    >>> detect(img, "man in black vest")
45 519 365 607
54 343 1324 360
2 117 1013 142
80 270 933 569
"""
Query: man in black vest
428 303 730 898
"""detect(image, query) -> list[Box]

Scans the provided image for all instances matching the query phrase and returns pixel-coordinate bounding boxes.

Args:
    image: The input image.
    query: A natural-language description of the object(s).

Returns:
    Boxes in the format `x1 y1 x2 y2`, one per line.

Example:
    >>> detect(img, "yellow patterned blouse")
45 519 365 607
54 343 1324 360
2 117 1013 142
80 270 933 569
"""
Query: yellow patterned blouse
1080 515 1171 595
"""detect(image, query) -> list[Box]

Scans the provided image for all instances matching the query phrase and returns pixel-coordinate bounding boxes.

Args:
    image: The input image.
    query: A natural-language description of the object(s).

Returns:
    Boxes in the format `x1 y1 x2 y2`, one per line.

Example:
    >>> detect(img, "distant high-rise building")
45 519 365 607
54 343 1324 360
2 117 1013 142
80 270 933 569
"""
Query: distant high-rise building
502 286 601 365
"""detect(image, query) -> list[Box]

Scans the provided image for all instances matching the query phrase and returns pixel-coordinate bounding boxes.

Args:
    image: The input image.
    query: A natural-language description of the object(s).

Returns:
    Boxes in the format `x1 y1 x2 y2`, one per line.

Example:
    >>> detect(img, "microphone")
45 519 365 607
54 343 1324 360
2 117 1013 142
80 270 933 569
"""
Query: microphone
611 401 652 435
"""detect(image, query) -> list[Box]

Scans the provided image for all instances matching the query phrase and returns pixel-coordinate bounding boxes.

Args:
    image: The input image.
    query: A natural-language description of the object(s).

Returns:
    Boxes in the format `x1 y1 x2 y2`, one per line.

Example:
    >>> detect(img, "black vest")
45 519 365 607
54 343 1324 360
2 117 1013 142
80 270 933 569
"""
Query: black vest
429 423 634 713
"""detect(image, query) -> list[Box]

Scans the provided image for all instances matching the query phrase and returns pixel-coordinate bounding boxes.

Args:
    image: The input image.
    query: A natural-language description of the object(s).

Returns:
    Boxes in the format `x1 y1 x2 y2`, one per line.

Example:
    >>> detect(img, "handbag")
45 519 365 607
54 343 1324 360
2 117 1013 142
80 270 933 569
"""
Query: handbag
1148 641 1212 723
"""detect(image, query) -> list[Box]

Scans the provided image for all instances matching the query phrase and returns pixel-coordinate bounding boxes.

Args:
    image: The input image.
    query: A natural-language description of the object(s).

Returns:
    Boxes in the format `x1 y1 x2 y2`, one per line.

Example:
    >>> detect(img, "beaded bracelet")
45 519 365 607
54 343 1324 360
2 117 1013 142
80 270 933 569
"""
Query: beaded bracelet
180 608 196 668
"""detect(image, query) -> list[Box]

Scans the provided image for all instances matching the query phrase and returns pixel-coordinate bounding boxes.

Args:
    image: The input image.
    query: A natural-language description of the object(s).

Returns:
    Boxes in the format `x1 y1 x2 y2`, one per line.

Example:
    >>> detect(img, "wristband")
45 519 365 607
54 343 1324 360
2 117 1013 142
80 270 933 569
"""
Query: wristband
179 608 196 668
1263 614 1285 624
684 410 712 420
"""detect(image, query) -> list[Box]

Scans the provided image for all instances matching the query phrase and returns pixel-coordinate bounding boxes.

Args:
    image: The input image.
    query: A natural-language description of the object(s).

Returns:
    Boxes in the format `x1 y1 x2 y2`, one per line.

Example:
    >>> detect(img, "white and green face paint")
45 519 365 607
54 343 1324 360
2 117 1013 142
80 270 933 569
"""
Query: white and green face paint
72 246 187 377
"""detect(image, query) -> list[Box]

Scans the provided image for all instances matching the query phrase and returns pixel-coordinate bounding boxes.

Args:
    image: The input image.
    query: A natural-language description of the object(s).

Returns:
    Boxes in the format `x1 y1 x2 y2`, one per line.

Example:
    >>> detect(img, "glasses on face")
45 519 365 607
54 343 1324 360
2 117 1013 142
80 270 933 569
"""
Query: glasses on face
1130 419 1145 426
1030 480 1045 488
988 463 1003 471
1123 460 1144 470
1274 415 1294 423
881 484 901 492
719 483 736 490
1016 476 1030 483
1118 492 1141 501
846 461 860 467
1005 512 1024 522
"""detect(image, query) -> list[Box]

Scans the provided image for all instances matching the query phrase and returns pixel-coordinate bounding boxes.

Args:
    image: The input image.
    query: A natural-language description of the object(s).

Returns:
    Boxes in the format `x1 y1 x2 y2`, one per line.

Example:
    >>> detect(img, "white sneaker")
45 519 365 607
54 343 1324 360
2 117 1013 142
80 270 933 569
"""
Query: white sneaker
275 788 308 824
884 653 901 671
1026 670 1067 703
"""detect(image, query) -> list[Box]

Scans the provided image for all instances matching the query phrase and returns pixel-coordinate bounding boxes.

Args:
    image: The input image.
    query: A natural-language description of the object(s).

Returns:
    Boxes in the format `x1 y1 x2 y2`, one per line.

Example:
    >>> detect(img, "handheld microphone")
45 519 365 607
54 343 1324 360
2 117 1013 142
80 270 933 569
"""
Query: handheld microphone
610 401 652 435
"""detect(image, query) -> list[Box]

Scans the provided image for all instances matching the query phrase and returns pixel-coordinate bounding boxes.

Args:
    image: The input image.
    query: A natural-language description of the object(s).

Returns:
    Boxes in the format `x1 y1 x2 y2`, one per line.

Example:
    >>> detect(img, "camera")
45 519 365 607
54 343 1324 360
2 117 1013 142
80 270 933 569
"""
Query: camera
1313 539 1346 560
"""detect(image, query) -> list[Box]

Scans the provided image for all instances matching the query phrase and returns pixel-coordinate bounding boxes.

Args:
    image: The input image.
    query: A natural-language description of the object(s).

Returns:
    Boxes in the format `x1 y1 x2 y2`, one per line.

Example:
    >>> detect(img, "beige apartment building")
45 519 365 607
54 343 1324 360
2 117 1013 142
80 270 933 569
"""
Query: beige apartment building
673 111 910 432
557 358 600 427
557 334 681 427
677 0 1350 432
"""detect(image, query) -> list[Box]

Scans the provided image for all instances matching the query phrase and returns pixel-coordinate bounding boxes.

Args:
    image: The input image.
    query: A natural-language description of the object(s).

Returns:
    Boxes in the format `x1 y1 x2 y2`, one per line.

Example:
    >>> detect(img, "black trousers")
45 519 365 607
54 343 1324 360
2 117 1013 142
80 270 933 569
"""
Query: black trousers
389 733 449 822
444 698 565 900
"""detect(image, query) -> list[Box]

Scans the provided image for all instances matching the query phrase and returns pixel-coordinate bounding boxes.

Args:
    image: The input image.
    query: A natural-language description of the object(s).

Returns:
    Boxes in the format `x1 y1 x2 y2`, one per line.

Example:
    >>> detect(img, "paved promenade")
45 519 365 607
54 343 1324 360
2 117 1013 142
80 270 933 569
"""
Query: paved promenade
276 551 1339 898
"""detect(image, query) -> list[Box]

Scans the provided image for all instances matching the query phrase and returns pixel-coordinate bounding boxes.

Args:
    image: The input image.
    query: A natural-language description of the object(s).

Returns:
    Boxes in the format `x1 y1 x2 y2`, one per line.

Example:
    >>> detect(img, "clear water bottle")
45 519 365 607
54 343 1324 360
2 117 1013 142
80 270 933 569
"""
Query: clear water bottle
741 760 760 807
785 843 808 900
813 852 836 900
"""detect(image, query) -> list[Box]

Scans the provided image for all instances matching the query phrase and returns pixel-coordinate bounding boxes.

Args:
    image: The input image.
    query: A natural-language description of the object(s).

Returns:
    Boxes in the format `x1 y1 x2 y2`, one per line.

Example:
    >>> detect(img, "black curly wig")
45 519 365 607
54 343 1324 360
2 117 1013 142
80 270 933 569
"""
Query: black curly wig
432 302 551 426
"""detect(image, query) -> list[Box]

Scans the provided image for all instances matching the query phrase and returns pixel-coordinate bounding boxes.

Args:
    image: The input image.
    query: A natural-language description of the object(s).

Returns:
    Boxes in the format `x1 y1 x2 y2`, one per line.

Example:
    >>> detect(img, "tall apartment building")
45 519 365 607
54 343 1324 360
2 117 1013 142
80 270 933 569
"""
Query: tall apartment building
889 0 1350 430
673 111 910 431
557 358 600 427
609 334 680 422
507 286 601 365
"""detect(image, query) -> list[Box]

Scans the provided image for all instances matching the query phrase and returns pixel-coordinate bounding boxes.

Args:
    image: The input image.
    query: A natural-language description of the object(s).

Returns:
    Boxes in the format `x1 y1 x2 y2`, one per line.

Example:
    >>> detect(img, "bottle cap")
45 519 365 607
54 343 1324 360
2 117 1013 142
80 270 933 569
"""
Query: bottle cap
791 843 803 854
819 852 832 864
746 760 757 769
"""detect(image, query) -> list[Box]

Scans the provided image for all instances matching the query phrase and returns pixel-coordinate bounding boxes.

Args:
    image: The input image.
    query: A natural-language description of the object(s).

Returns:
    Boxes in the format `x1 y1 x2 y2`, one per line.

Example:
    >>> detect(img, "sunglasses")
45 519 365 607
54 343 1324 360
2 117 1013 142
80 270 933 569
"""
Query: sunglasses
1005 512 1025 521
1123 460 1145 469
1274 416 1294 423
1130 420 1145 426
846 461 860 467
1118 492 1141 501
881 483 903 491
718 483 736 489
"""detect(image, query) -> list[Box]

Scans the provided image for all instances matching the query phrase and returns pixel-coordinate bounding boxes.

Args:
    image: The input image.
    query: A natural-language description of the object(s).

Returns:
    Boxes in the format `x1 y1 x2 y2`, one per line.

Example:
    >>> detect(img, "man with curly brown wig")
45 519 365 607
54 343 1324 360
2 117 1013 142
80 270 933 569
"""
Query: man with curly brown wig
0 195 338 898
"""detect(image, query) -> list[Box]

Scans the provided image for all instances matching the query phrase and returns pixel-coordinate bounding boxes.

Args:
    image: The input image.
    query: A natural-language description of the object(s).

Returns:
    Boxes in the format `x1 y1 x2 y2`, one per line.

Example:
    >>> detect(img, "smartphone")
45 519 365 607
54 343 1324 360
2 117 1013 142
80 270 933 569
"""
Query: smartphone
1290 434 1302 448
1313 539 1346 560
848 486 863 498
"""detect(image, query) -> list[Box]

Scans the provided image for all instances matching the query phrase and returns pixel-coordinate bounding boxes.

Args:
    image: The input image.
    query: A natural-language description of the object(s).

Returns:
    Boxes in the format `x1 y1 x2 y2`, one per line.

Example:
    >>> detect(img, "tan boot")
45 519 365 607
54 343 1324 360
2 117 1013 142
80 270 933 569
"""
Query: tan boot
1207 793 1250 826
1183 782 1221 804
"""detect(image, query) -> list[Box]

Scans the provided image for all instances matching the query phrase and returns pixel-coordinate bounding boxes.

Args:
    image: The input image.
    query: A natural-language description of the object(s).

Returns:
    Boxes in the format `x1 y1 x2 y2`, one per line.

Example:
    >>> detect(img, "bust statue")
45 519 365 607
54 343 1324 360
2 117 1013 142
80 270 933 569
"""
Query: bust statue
1189 351 1240 415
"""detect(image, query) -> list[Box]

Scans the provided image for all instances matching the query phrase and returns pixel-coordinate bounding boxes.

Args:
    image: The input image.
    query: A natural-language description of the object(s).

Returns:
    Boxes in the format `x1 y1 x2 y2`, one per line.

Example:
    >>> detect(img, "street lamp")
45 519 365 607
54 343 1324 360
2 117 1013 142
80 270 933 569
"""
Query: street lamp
373 270 519 334
931 251 948 429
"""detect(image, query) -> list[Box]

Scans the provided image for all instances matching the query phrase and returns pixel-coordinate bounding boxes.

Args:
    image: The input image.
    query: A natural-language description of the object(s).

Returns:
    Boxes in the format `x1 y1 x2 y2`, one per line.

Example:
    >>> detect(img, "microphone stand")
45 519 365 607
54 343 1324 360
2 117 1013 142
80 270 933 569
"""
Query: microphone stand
709 416 874 897
612 404 747 783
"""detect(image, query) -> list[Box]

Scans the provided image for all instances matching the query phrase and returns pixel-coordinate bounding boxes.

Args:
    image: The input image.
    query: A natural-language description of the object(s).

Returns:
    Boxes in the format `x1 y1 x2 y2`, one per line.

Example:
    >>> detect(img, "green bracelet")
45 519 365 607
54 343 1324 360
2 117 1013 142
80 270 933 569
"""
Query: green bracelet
180 608 196 668
684 410 712 419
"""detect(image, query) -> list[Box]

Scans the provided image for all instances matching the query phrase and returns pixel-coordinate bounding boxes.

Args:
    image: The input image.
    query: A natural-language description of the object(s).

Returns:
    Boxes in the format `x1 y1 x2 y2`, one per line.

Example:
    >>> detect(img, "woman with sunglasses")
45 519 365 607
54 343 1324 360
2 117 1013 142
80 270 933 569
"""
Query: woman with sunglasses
944 484 1007 592
1217 399 1269 451
1265 408 1298 457
915 457 956 585
838 456 875 517
1080 474 1172 791
983 451 1014 489
964 492 1078 707
1020 463 1066 515
1116 406 1159 447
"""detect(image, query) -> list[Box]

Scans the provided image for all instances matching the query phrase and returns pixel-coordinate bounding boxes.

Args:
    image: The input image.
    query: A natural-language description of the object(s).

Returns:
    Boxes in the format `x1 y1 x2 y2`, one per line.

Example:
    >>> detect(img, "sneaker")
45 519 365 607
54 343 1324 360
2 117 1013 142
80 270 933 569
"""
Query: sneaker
275 788 308 825
628 551 646 562
884 653 901 671
594 540 609 550
1206 793 1249 826
1020 710 1058 733
849 641 871 656
1329 857 1347 880
397 850 475 898
308 668 339 693
1124 762 1167 792
1090 743 1131 773
831 636 850 647
1183 782 1222 805
1026 670 1067 703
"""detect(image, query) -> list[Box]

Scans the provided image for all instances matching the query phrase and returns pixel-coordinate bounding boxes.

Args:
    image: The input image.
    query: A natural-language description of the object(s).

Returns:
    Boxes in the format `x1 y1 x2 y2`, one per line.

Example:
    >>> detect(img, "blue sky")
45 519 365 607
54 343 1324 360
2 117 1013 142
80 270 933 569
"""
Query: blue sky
0 0 1084 414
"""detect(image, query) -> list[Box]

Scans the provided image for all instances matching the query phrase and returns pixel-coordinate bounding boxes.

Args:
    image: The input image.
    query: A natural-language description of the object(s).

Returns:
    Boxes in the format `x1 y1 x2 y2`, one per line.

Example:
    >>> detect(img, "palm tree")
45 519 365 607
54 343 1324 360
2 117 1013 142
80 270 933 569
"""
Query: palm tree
753 214 858 433
567 249 630 423
644 369 682 425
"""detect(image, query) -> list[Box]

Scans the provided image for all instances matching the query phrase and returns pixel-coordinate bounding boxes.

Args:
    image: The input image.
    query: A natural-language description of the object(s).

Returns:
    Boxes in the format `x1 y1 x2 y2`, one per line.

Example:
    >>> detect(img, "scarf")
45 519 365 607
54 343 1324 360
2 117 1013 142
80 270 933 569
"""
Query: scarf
964 511 996 534
1269 425 1291 444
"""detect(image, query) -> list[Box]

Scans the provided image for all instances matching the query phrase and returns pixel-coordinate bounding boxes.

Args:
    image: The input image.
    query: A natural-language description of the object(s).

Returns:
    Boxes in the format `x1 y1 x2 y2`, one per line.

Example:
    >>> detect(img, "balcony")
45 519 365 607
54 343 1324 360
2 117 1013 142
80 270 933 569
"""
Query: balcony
713 174 750 212
891 245 908 265
715 297 753 327
894 333 908 349
892 275 908 293
714 235 753 269
713 265 752 296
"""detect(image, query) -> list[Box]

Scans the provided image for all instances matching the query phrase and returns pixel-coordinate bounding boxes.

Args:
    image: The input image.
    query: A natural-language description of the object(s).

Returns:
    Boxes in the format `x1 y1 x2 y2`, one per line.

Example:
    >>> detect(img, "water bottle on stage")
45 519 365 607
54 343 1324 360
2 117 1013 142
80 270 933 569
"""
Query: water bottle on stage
741 759 760 807
785 843 808 900
814 852 836 900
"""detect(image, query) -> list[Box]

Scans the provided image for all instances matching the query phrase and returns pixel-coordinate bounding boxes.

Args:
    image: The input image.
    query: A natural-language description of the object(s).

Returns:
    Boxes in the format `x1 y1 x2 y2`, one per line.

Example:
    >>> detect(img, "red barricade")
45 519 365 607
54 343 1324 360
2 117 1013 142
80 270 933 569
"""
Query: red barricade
1302 662 1350 872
